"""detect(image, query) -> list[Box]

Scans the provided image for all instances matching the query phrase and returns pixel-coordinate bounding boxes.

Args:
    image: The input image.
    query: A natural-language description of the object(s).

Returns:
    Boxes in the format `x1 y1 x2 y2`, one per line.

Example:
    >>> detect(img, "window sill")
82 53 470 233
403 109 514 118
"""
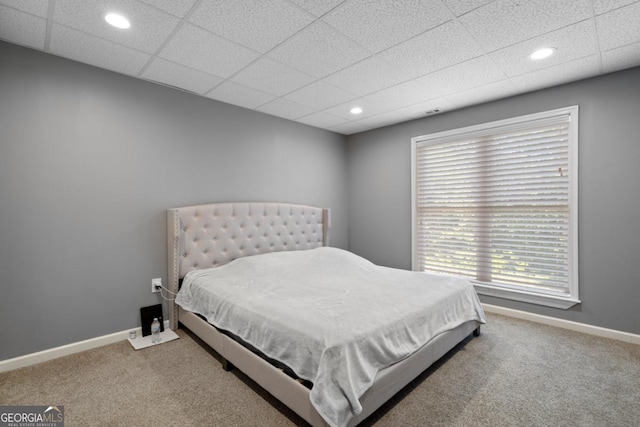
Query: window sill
474 283 580 309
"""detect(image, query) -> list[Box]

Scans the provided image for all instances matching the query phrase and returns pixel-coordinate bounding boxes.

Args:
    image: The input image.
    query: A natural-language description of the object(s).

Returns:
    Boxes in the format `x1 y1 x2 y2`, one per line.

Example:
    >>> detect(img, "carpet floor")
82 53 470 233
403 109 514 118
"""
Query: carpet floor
1 313 639 426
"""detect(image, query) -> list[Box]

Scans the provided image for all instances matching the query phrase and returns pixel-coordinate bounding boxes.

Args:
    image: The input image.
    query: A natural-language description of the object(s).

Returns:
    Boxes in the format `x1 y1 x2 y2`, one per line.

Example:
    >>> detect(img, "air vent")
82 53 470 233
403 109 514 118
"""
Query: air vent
425 108 441 115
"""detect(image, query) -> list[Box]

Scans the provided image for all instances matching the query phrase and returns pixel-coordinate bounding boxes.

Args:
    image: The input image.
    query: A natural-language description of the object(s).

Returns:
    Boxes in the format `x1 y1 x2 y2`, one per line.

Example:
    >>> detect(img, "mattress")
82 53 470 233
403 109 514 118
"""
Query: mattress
176 247 485 427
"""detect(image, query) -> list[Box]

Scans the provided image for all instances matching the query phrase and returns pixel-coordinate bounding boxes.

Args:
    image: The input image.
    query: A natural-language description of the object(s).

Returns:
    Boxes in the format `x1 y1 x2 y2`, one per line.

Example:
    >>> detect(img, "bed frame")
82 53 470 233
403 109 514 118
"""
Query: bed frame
167 202 480 426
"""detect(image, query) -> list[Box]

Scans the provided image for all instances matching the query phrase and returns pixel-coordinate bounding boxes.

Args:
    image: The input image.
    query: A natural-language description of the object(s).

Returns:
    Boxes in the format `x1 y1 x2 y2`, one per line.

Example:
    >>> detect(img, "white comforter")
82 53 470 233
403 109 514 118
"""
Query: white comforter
176 247 485 427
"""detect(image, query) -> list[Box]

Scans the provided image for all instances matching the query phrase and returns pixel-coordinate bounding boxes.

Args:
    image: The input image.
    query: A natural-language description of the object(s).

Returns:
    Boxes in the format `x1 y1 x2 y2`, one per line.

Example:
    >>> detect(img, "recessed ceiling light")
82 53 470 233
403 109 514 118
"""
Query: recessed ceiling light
350 107 363 115
105 13 130 29
530 47 556 60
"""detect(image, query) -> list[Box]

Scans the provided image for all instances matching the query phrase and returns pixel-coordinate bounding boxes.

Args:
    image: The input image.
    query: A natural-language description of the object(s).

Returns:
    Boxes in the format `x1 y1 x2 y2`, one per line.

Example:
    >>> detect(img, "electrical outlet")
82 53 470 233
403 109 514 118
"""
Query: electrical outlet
151 278 162 293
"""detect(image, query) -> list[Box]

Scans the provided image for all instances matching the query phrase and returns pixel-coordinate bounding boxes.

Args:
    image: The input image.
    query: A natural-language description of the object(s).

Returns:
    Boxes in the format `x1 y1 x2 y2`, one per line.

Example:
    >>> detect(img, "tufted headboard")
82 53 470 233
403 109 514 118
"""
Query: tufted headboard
166 202 331 328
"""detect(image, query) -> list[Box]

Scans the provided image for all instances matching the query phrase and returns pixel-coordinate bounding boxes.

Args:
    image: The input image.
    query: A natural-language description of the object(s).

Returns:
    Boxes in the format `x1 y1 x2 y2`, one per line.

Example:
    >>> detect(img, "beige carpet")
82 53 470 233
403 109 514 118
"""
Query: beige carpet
1 313 639 426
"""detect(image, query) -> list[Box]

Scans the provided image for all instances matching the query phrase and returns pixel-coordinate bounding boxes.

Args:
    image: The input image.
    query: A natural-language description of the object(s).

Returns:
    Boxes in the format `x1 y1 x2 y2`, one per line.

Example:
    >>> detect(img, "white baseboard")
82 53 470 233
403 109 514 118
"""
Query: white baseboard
3 308 638 373
0 321 171 373
482 304 640 345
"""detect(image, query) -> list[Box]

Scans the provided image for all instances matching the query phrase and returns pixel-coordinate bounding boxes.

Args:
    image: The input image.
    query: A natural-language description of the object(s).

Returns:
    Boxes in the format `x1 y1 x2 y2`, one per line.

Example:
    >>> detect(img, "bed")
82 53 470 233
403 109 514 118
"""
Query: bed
167 202 485 427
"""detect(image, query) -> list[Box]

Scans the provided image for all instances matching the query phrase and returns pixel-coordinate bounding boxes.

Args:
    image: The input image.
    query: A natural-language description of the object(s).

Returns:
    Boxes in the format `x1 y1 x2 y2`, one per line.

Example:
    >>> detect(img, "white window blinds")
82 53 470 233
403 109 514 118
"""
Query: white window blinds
412 107 579 308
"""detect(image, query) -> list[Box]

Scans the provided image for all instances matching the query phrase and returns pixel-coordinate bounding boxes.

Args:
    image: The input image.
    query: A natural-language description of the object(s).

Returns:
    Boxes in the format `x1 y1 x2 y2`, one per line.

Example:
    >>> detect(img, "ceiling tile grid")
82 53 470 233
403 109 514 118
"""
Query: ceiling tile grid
287 0 346 17
0 0 49 17
0 5 46 50
1 0 640 134
139 0 198 18
205 80 276 110
444 80 520 109
443 0 494 16
188 0 315 53
322 0 452 52
329 121 374 135
157 23 260 78
323 95 401 122
322 55 413 97
141 57 223 94
424 56 508 96
53 0 180 54
596 1 640 51
488 20 600 77
601 42 640 73
592 0 638 15
297 111 350 128
395 97 458 119
284 80 357 110
266 20 371 78
49 24 151 76
457 0 593 52
365 75 448 109
256 98 317 121
376 20 485 80
230 56 316 97
510 55 603 92
355 110 410 128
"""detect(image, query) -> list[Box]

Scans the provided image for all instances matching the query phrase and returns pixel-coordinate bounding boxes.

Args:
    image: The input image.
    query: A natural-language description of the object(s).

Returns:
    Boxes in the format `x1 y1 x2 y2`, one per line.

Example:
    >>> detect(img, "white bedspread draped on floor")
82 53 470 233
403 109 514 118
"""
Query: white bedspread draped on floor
176 247 485 427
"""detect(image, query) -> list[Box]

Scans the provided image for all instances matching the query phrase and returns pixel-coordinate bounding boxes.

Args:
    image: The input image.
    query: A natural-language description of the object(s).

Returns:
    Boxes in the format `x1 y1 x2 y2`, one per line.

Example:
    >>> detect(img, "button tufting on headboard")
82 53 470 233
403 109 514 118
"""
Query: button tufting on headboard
167 202 330 330
182 202 324 275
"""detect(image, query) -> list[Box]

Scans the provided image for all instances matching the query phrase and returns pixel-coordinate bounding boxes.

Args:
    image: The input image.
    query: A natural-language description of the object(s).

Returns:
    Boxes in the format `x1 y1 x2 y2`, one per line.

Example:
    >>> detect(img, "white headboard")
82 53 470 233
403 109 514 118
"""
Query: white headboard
167 202 331 328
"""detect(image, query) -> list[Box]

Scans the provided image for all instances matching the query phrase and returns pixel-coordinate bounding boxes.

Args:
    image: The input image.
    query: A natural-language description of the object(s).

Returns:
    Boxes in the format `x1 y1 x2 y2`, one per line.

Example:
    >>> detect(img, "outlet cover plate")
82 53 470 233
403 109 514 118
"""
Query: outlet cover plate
151 278 162 293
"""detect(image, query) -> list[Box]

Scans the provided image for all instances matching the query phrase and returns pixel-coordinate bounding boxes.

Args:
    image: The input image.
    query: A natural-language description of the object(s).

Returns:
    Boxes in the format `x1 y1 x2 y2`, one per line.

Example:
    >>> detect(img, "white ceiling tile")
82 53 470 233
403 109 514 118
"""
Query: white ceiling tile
323 99 385 121
297 111 349 128
511 55 601 92
489 20 599 77
206 81 276 110
0 0 49 17
425 56 506 95
592 0 638 15
459 0 592 52
375 76 448 105
256 98 317 120
0 5 46 49
49 24 150 75
53 0 179 54
323 0 451 53
230 57 315 97
284 80 356 110
322 56 412 96
267 21 371 78
141 58 222 94
287 0 345 17
596 2 640 51
329 121 373 135
323 75 445 121
189 0 314 53
139 0 198 18
378 20 484 80
601 41 640 73
4 0 639 135
355 111 408 128
360 76 448 113
159 24 260 78
442 0 494 16
324 98 368 120
394 97 457 119
444 80 520 109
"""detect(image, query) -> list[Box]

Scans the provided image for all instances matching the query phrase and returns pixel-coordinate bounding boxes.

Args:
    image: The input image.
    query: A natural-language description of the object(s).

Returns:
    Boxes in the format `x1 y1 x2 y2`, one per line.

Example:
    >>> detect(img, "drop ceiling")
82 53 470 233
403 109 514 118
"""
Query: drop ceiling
1 0 639 135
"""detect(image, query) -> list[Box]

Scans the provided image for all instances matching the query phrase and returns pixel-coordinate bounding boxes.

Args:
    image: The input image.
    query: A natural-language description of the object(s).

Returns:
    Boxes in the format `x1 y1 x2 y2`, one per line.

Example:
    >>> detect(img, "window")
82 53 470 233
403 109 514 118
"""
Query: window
411 107 579 309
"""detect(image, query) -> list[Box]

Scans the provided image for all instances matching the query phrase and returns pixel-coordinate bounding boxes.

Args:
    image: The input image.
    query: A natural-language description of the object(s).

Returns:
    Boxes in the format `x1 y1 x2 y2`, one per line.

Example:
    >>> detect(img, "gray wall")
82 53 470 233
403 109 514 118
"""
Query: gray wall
0 42 348 360
347 66 640 335
3 38 638 361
